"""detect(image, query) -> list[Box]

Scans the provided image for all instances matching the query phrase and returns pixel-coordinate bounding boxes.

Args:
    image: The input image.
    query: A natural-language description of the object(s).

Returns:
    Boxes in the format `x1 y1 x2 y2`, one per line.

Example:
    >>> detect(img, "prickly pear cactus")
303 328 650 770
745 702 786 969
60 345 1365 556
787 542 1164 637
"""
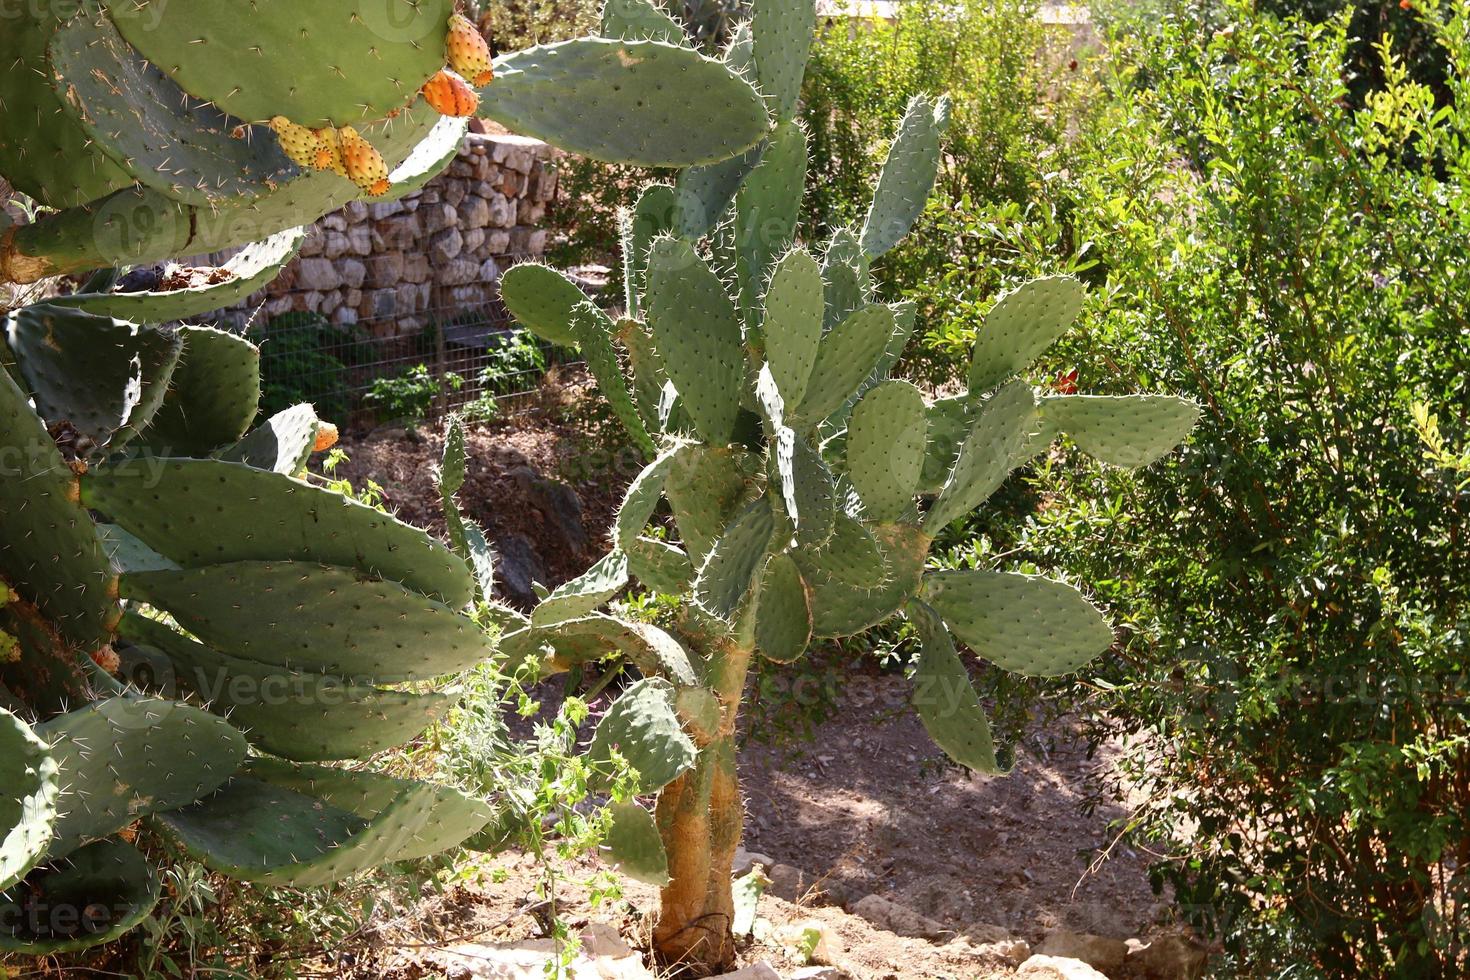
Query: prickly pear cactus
495 0 1199 969
0 1 773 284
0 295 500 955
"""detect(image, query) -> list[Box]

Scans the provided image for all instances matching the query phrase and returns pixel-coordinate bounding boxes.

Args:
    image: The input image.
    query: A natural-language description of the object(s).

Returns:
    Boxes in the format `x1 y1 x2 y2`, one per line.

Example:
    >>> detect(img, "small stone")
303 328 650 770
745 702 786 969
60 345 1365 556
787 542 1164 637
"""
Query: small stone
402 254 432 284
486 230 512 254
518 199 545 225
462 228 486 254
423 202 458 235
790 969 855 980
478 258 501 284
709 964 780 980
971 939 1031 967
849 894 947 940
1126 931 1209 979
338 258 367 290
372 214 421 251
365 253 405 288
368 200 405 220
321 212 347 232
431 227 464 264
322 230 352 259
346 224 372 256
462 196 492 229
1017 954 1110 980
342 201 369 223
438 258 481 287
732 847 774 877
488 193 516 228
445 179 468 207
1037 930 1128 975
294 257 342 292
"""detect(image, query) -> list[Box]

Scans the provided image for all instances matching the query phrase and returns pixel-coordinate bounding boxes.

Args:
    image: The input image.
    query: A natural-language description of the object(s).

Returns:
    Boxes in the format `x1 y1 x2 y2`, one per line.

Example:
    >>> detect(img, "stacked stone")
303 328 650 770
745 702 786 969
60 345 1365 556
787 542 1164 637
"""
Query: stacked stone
224 133 557 337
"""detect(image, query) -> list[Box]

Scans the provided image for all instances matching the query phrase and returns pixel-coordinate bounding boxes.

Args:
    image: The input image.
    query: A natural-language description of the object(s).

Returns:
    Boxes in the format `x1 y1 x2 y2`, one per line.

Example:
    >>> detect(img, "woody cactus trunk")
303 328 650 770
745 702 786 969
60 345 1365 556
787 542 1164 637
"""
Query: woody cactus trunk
0 0 775 958
494 0 1201 970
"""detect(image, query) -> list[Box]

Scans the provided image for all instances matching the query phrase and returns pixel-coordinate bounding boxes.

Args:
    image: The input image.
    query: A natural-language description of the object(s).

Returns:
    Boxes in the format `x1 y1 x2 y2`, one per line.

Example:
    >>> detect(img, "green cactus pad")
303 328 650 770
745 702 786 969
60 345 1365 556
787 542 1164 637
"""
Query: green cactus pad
383 114 472 202
121 561 492 682
48 13 296 207
483 38 770 167
46 228 306 323
140 326 260 457
0 709 58 893
666 445 756 565
502 614 697 685
921 568 1114 677
38 697 247 859
0 364 118 650
675 143 763 241
771 427 836 549
795 304 895 423
603 800 670 886
602 0 688 45
925 380 1038 532
918 394 970 494
439 417 495 602
618 318 671 429
96 524 179 574
587 678 697 792
616 449 679 548
967 276 1087 393
219 404 321 475
531 550 630 627
623 183 679 316
647 237 746 445
761 249 824 407
571 301 657 458
694 497 775 619
906 599 1007 774
0 4 134 209
751 0 817 121
499 262 587 348
803 522 928 638
821 227 871 329
860 94 949 258
155 768 491 887
119 613 453 762
626 537 695 594
755 553 812 663
675 686 721 743
101 0 453 128
0 839 161 955
1041 394 1200 468
799 513 886 588
735 123 807 312
847 381 927 522
5 304 182 454
85 458 474 608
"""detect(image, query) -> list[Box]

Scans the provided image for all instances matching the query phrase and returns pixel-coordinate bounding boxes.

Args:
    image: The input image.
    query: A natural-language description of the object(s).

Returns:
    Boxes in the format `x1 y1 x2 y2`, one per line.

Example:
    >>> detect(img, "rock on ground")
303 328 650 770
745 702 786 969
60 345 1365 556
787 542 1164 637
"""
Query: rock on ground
1017 953 1113 980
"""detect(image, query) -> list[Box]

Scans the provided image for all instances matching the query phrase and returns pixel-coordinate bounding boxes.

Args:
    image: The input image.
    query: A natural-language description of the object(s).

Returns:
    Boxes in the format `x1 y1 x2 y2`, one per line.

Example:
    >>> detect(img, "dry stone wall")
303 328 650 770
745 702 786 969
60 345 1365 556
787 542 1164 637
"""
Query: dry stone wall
218 132 557 337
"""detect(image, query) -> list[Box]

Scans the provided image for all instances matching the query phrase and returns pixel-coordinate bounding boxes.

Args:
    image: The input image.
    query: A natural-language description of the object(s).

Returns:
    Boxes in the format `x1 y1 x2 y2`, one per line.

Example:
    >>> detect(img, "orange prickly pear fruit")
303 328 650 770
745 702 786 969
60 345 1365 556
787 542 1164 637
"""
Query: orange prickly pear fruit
422 68 481 117
446 13 494 86
312 126 347 175
269 116 322 169
338 126 391 196
313 422 340 453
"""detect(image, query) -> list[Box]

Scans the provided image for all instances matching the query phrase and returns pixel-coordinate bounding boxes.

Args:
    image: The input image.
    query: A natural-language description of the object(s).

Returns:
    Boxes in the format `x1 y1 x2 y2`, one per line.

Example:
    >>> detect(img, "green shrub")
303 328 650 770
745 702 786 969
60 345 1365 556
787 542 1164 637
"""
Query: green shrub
257 312 367 421
961 1 1470 972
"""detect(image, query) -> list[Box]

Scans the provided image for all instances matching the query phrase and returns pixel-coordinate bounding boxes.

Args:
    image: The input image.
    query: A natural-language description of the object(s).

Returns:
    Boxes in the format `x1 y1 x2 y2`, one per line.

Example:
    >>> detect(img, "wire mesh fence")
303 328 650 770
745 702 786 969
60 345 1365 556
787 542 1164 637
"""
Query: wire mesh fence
237 293 587 431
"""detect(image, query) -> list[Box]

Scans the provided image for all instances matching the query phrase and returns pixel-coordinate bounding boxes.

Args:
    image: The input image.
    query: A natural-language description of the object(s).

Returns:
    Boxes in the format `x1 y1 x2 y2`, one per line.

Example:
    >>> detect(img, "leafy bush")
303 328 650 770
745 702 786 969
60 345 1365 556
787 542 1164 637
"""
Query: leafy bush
256 312 367 421
958 1 1470 972
364 364 463 425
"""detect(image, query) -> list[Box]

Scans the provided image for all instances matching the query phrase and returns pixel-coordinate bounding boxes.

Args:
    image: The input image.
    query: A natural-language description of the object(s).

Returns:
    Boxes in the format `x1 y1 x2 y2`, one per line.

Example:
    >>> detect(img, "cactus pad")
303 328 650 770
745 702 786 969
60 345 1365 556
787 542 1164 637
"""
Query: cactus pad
38 698 247 859
617 449 679 549
847 380 927 522
647 238 746 445
967 276 1087 393
482 38 770 167
85 458 474 608
627 537 695 594
795 304 895 423
921 568 1113 677
906 599 1007 774
735 123 807 311
602 0 688 45
219 404 321 474
503 614 697 685
604 800 670 885
859 94 949 258
587 678 697 792
499 262 588 348
754 553 812 663
675 144 763 241
803 522 927 637
925 380 1038 532
122 561 492 682
5 304 182 454
46 228 306 323
101 0 454 128
1041 394 1201 468
531 550 630 626
140 326 261 457
665 445 756 565
0 839 161 955
571 301 657 458
694 497 775 619
751 0 817 121
761 249 824 407
0 709 57 892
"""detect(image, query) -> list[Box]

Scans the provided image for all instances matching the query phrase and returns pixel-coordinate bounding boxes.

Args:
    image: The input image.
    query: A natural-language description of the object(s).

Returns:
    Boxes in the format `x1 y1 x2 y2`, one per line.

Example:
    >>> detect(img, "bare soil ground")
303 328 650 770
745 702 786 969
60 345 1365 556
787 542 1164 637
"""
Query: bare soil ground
309 382 1171 979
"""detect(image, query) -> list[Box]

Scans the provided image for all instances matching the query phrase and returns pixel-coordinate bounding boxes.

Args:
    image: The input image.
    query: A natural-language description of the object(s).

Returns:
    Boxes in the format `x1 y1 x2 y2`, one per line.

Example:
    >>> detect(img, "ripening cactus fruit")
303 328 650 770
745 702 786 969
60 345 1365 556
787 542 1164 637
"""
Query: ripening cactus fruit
268 116 323 170
446 13 495 86
422 69 482 117
337 125 391 196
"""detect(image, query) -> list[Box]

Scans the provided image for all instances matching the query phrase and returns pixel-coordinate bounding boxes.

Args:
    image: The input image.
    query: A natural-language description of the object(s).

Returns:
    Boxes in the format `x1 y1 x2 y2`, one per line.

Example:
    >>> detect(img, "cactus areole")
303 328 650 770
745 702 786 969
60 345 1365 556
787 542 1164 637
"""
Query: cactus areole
497 1 1199 971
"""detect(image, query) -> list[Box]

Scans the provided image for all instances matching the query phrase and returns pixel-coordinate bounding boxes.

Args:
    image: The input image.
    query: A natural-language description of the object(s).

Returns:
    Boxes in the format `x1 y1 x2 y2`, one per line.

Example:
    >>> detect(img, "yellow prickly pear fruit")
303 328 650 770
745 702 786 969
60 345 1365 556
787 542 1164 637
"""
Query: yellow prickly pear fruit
313 126 347 176
338 126 390 196
313 422 340 453
269 115 322 169
422 68 480 117
446 13 494 86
